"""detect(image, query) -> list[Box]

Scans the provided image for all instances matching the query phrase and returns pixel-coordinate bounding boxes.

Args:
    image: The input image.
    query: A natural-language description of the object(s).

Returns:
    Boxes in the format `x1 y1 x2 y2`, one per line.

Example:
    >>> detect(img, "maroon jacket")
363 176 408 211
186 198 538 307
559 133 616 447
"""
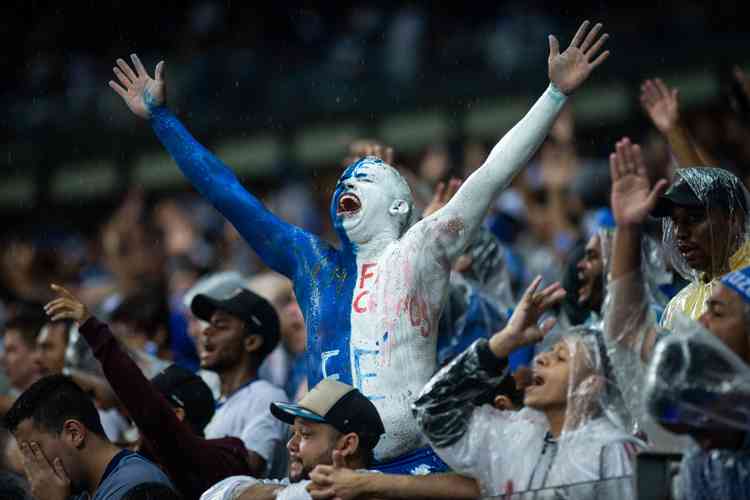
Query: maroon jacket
80 317 252 500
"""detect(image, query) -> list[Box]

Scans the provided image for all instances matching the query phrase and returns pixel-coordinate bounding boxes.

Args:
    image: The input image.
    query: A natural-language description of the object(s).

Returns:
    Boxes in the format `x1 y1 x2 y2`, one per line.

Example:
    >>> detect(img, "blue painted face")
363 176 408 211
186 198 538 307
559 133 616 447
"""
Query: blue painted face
330 156 411 249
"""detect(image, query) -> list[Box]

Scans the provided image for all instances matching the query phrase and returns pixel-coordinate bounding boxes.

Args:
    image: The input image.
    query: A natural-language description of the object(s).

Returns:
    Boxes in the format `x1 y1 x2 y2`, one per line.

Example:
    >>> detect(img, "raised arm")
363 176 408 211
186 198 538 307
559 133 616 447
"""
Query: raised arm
44 285 251 487
423 21 609 258
414 277 563 446
640 78 716 167
109 55 329 279
607 138 669 360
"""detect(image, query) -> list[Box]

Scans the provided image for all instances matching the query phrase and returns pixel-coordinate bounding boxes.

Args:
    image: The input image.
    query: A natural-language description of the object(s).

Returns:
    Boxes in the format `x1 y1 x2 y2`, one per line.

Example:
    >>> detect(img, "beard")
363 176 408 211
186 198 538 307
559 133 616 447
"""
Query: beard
288 449 334 483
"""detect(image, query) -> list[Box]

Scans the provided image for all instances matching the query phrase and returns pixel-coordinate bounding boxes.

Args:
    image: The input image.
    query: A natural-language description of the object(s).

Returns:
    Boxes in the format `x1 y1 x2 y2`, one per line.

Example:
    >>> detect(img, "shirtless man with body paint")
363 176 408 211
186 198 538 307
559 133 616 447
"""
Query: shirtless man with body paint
109 20 610 473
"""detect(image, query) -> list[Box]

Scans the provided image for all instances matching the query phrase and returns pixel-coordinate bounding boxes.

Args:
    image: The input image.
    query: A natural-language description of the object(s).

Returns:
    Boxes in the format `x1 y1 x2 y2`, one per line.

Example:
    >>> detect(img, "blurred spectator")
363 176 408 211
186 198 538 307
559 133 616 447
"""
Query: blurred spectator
191 288 288 478
3 375 177 500
415 278 642 499
250 272 308 401
1 310 45 401
45 282 254 500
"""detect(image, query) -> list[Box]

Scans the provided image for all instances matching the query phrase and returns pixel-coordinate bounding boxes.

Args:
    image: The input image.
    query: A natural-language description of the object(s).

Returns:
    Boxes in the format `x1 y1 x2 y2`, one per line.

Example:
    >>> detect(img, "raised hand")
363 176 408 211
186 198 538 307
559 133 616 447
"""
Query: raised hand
308 451 366 500
423 177 462 217
609 138 669 227
734 65 750 102
342 139 395 166
109 54 166 119
548 20 610 95
640 78 681 133
20 441 71 500
490 276 566 358
44 284 91 324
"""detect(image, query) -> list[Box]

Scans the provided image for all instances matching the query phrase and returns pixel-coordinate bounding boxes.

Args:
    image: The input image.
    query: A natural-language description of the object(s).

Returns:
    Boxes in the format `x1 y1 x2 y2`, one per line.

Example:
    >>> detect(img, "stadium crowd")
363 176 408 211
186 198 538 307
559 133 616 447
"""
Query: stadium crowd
2 12 750 500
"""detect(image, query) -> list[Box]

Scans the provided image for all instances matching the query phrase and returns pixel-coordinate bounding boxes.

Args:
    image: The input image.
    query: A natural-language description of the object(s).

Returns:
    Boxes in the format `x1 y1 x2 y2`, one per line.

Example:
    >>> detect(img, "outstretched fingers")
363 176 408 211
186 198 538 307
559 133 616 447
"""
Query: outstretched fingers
579 22 602 53
521 276 544 303
130 54 147 78
112 66 132 89
585 32 609 59
109 80 128 99
569 20 591 48
155 60 165 82
116 58 137 83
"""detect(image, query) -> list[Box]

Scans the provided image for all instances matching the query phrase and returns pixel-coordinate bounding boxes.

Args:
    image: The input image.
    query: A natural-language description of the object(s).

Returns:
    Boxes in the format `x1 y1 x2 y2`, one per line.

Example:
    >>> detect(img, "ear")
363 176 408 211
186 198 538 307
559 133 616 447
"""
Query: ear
153 326 168 348
388 199 410 218
244 334 263 354
173 407 186 423
335 432 360 459
61 419 87 450
493 395 515 411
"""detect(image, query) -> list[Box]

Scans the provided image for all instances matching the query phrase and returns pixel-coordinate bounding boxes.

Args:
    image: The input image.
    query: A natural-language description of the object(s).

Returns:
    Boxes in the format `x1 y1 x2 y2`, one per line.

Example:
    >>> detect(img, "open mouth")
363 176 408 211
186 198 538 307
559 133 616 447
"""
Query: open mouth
337 193 361 216
525 372 546 393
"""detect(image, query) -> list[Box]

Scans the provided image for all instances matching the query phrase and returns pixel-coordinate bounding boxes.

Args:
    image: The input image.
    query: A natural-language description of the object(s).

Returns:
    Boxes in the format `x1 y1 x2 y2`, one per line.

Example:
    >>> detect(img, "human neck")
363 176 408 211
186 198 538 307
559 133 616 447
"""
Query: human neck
218 361 257 398
544 406 566 438
82 438 122 495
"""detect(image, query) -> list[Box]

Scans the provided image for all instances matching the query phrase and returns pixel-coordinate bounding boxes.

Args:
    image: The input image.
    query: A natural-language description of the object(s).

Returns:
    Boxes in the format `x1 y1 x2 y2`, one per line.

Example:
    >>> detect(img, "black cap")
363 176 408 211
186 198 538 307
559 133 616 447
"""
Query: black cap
151 365 215 434
190 288 280 358
270 379 385 450
652 167 747 218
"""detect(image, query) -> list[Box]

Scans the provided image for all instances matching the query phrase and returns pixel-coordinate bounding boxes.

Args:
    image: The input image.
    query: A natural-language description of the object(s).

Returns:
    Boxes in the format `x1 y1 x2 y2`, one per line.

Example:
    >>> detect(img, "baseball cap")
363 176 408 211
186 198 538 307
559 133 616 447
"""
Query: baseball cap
190 288 280 357
652 167 747 218
270 379 385 450
151 365 215 434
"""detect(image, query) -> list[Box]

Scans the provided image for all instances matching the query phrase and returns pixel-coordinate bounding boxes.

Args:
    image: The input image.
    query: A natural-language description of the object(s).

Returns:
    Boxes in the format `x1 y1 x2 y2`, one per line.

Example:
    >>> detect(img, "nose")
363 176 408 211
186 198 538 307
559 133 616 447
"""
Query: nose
675 222 690 240
287 433 300 453
698 311 711 329
535 353 550 367
576 258 586 272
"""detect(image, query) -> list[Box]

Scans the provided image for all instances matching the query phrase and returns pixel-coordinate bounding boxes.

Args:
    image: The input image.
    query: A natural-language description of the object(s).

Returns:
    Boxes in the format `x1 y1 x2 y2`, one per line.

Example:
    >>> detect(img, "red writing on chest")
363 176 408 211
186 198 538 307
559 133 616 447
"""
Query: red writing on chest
352 262 432 337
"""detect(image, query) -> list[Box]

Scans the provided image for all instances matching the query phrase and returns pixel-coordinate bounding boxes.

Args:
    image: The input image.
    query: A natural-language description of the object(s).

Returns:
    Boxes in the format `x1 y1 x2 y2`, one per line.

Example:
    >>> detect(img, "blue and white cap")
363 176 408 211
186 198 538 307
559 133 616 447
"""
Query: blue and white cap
720 266 750 305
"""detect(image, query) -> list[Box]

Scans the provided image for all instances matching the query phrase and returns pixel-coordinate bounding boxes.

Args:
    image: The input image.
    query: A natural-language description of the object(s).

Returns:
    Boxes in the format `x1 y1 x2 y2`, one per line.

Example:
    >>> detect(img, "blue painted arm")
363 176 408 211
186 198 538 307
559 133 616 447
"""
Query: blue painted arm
150 106 329 278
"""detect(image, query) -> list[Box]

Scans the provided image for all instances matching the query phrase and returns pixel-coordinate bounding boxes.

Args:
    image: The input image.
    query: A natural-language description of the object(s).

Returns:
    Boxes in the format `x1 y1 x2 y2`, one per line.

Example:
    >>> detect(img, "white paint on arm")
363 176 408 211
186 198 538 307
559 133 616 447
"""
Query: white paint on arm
421 84 567 260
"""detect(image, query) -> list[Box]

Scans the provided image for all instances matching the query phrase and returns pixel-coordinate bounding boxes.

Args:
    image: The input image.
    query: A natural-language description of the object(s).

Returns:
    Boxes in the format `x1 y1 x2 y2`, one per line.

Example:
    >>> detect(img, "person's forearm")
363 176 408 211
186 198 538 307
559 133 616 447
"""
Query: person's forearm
363 473 479 500
238 484 283 500
66 368 119 409
413 339 507 448
78 318 205 467
663 124 716 167
606 225 658 360
431 84 567 256
611 225 643 280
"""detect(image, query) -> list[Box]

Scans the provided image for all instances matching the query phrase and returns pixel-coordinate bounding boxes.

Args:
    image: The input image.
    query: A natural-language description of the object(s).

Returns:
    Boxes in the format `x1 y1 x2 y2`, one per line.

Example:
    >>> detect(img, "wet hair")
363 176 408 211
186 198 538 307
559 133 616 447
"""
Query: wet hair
121 483 182 500
110 288 170 344
3 308 46 348
3 375 106 438
0 471 31 500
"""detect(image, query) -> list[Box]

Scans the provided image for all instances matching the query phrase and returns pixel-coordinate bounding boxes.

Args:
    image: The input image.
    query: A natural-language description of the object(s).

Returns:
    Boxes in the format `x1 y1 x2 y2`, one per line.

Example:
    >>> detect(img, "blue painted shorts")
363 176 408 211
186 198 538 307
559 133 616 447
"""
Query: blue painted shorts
372 446 450 475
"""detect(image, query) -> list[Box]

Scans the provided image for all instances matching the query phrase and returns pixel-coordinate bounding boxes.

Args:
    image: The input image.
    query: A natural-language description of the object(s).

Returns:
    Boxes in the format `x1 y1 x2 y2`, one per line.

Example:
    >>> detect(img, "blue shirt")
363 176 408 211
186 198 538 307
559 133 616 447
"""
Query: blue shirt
73 450 175 500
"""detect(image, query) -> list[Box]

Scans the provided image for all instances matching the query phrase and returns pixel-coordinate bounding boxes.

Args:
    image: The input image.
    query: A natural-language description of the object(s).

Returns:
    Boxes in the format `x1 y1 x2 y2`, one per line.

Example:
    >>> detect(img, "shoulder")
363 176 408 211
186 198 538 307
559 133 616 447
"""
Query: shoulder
99 454 173 497
247 380 288 402
114 453 172 480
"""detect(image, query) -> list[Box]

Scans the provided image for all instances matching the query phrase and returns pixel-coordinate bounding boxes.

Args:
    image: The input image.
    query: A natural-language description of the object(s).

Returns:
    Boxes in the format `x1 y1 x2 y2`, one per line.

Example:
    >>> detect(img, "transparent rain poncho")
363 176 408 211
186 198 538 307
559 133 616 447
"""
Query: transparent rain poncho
437 227 514 365
659 167 750 329
644 316 750 500
598 227 673 323
413 328 643 499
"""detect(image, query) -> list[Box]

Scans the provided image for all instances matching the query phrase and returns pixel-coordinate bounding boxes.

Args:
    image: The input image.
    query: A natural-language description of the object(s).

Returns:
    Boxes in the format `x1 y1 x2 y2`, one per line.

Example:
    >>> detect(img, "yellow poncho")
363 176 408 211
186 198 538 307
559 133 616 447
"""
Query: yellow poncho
660 242 750 329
